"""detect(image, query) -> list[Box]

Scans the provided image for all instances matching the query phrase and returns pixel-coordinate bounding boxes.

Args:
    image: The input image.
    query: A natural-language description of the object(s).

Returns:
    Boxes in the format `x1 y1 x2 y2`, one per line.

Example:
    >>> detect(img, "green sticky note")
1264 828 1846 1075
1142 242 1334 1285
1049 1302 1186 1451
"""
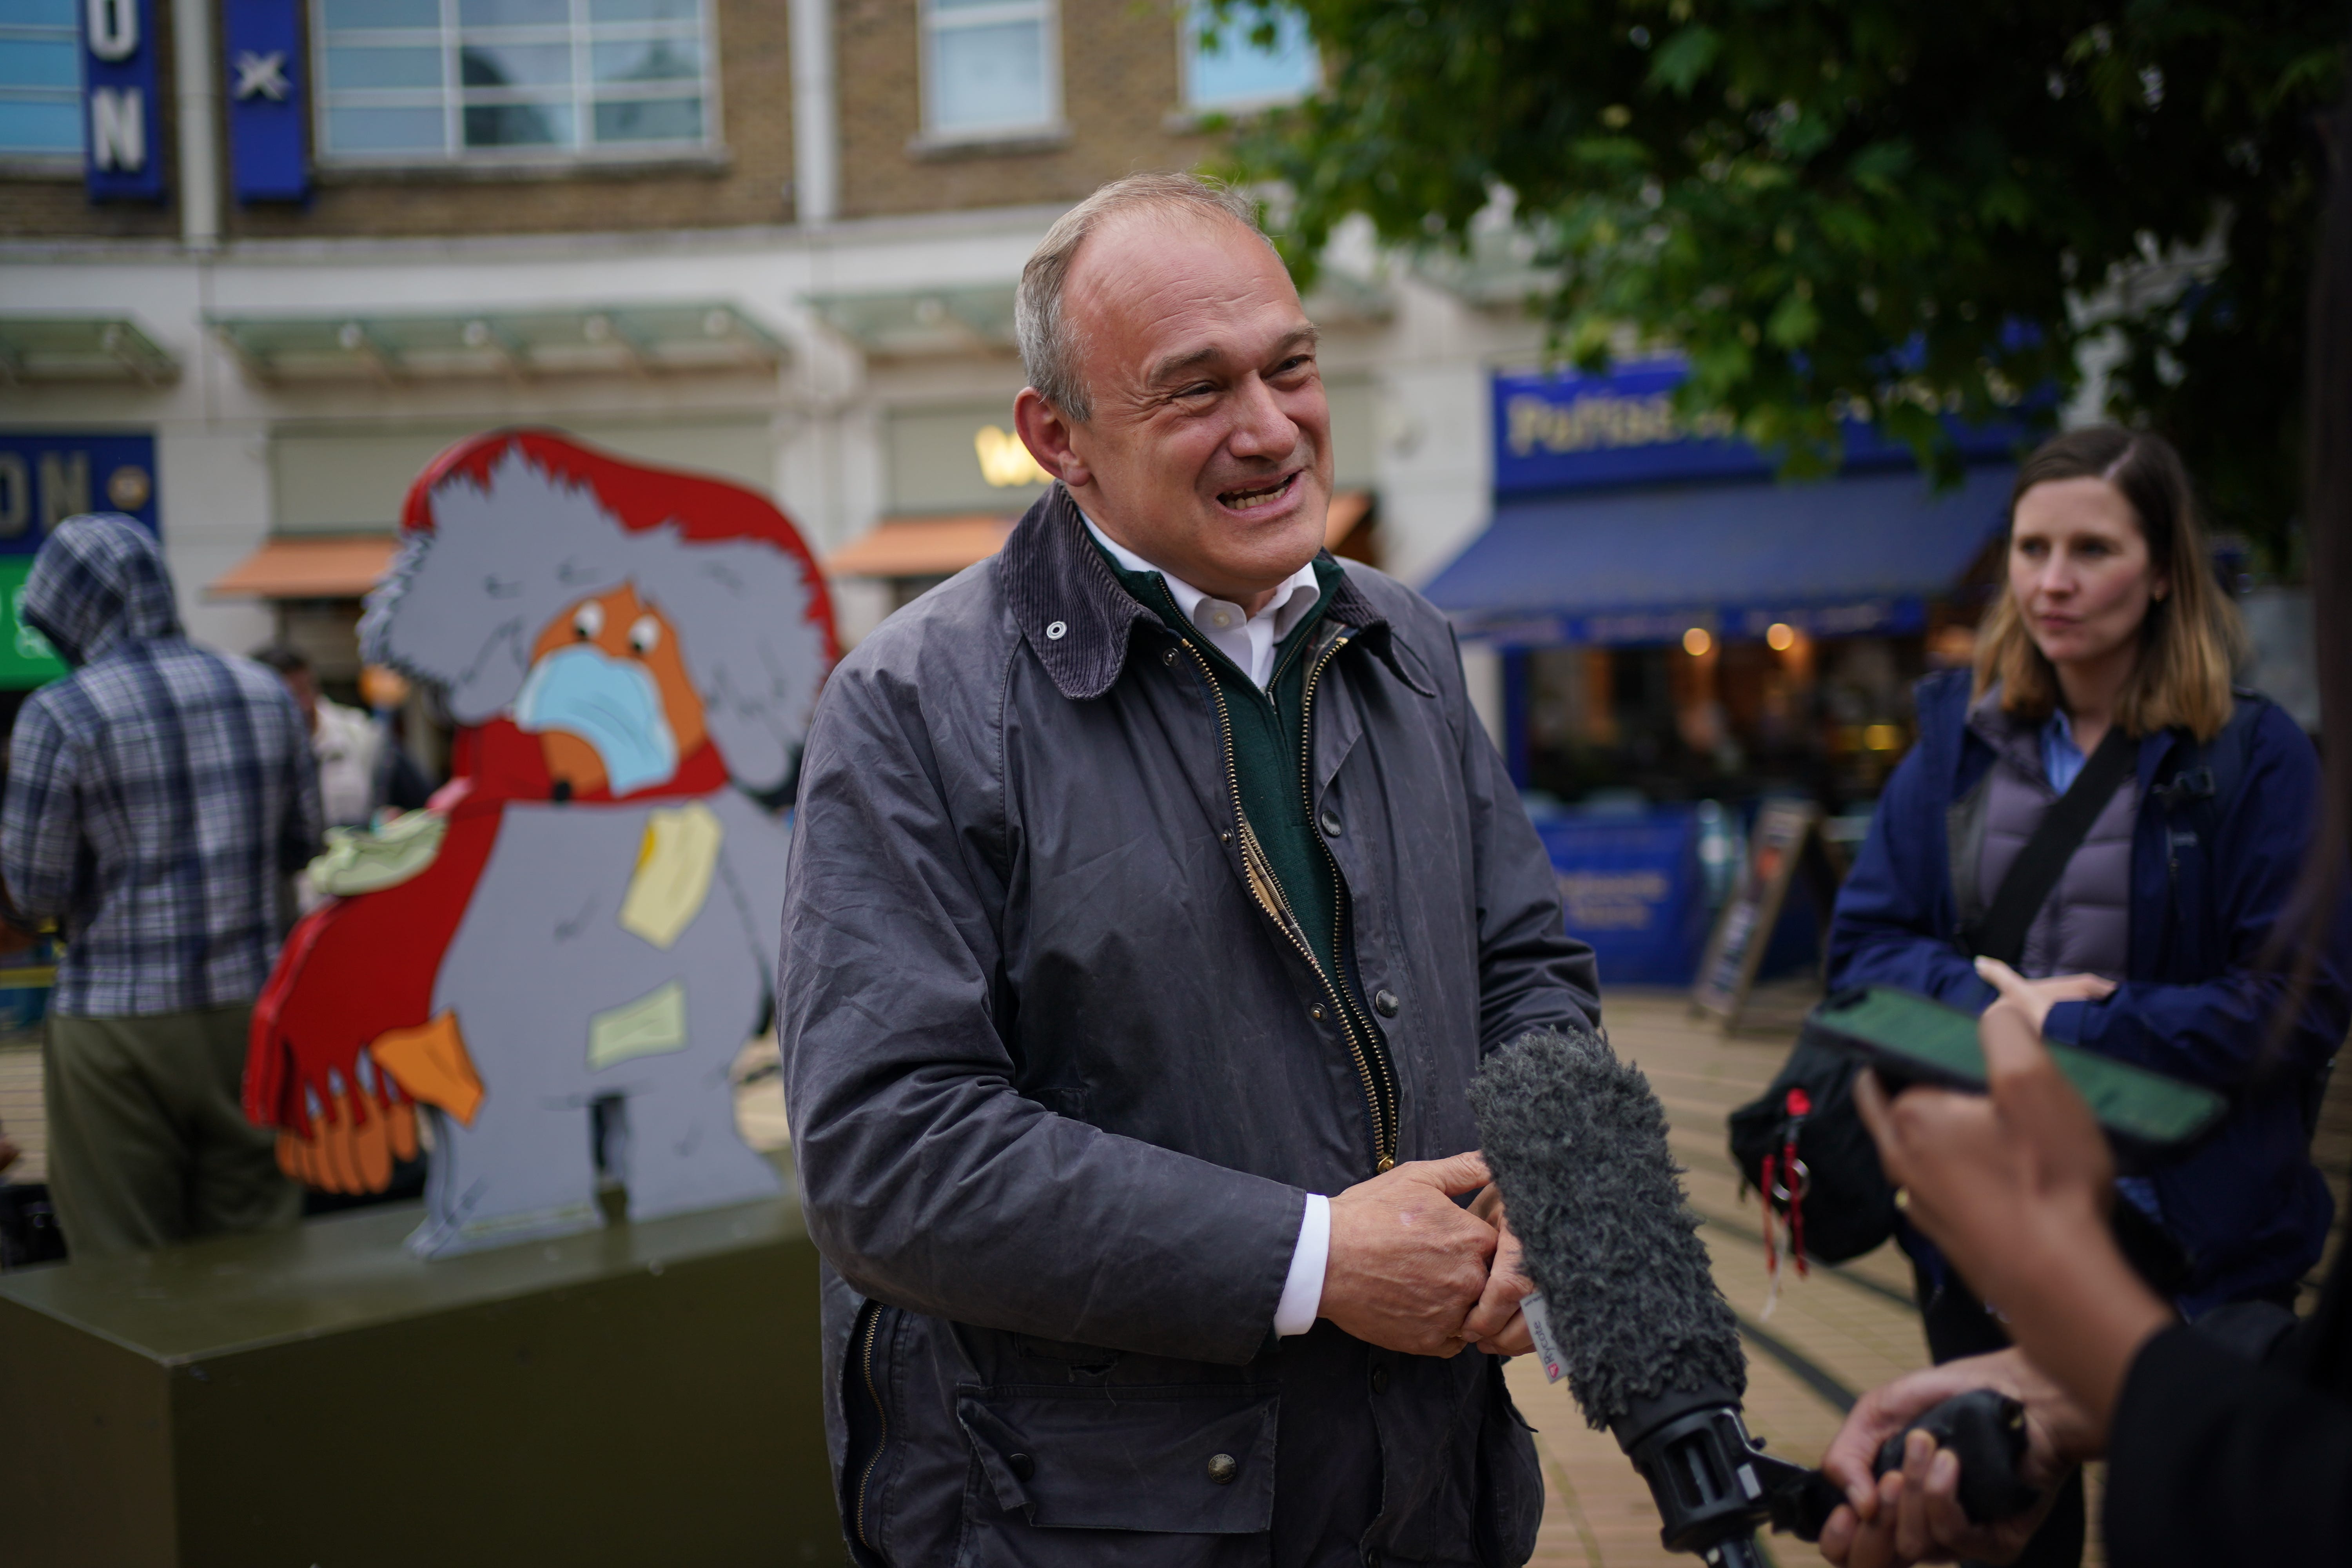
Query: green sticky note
587 980 688 1071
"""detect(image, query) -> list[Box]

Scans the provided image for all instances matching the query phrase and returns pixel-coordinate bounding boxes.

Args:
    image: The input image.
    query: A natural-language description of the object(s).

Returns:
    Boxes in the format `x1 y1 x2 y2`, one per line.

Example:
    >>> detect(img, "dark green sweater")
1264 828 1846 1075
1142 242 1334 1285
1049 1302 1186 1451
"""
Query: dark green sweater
1096 541 1398 1167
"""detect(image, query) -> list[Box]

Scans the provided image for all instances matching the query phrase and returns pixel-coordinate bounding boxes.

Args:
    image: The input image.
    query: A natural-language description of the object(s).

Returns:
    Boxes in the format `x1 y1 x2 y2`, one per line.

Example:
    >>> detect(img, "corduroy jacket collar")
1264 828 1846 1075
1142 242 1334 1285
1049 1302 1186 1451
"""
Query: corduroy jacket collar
996 483 1400 701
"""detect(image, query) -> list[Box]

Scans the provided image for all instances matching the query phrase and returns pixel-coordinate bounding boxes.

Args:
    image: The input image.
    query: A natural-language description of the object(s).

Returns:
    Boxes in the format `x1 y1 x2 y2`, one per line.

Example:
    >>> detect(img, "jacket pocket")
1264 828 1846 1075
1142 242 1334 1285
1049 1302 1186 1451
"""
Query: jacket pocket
953 1383 1278 1565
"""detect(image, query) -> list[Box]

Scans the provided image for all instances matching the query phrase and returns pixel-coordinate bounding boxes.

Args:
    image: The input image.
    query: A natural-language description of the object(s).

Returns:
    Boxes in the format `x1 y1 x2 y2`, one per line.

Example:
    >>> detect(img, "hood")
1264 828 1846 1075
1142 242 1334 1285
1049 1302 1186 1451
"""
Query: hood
23 513 183 667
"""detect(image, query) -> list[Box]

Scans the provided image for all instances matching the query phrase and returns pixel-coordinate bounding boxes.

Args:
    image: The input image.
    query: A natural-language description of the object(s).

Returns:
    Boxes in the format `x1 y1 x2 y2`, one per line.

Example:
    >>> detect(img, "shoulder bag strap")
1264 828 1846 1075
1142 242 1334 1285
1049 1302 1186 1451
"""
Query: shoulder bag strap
1965 724 2139 967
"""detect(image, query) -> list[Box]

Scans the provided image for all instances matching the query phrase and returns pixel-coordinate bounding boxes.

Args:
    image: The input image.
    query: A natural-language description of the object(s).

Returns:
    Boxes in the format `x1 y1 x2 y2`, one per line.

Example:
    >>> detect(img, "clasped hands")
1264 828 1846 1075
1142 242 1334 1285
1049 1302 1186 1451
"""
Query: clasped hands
1318 1151 1538 1359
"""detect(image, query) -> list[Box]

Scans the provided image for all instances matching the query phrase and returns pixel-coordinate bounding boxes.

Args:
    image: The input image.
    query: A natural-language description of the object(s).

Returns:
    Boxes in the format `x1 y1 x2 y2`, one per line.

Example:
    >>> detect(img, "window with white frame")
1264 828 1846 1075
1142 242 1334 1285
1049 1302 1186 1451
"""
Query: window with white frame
0 0 82 158
1183 1 1316 113
922 0 1057 141
313 0 716 162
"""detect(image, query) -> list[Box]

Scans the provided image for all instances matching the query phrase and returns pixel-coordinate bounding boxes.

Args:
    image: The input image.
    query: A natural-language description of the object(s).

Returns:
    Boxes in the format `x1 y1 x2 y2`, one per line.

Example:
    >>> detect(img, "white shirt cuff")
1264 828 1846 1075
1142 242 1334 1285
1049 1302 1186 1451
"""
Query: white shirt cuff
1273 1192 1330 1338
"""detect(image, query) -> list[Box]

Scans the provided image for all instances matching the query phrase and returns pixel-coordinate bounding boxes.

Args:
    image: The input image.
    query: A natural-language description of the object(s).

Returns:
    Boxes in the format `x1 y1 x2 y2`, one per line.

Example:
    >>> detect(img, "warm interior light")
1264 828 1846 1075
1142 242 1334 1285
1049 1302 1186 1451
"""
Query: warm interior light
1766 622 1796 651
1864 723 1902 751
1682 627 1713 657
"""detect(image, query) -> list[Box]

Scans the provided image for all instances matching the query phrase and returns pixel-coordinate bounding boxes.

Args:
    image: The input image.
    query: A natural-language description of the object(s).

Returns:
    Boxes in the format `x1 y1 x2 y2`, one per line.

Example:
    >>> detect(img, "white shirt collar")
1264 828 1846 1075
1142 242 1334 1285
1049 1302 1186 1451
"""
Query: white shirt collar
1080 512 1323 689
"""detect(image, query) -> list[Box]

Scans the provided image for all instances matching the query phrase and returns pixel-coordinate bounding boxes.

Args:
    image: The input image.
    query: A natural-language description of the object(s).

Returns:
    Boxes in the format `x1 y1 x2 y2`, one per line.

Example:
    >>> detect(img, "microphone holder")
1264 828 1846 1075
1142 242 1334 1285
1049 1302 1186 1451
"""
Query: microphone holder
1610 1384 1846 1563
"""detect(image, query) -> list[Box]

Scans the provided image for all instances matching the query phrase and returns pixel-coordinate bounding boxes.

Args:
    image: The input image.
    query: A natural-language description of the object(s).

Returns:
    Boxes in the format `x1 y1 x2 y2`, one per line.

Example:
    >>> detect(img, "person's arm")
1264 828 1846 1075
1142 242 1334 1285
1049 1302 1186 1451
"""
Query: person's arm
1441 627 1602 1052
0 697 84 926
278 696 325 876
2042 708 2352 1088
2101 1321 2352 1564
780 652 1494 1367
1827 746 1997 1011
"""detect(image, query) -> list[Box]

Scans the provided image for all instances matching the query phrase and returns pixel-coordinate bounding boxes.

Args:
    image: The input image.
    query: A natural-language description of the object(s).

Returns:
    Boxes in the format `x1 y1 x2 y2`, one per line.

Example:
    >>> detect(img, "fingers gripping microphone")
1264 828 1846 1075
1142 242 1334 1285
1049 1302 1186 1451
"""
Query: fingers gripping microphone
1470 1027 1842 1566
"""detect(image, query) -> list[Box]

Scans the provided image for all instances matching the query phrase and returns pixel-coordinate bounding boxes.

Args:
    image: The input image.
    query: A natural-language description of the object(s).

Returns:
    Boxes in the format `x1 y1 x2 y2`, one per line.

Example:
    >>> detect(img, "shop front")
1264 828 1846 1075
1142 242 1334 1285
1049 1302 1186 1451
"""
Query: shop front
1426 361 2020 982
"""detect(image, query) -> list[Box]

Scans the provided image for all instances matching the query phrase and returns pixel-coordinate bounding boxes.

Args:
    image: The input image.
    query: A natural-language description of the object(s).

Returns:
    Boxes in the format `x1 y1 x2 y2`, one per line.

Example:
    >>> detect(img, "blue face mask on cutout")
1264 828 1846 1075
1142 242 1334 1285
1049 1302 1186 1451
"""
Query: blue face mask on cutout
510 643 679 797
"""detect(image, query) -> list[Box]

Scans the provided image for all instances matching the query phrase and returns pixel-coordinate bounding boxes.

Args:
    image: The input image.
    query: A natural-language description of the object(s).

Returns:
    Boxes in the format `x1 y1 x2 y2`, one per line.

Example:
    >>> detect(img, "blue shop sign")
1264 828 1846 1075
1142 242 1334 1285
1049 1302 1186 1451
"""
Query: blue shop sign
1536 808 1710 986
223 0 307 203
82 0 165 202
0 432 160 546
1494 359 2024 497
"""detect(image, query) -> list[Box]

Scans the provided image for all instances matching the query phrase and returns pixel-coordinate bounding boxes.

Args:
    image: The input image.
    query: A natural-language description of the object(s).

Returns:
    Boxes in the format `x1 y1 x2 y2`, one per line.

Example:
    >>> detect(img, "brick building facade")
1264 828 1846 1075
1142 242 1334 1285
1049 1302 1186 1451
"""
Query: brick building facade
0 0 1531 727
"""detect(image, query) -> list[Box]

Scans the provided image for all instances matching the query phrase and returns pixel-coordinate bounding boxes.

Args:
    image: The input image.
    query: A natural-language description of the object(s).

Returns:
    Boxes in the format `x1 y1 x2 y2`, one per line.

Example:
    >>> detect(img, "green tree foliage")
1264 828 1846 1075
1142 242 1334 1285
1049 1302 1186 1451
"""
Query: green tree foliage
1221 2 2343 555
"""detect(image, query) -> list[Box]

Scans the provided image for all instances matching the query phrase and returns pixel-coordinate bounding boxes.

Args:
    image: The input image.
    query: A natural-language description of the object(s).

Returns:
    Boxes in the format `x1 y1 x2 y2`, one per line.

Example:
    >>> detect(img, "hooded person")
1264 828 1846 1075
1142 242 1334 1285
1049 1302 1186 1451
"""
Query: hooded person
0 513 323 1258
244 432 836 1258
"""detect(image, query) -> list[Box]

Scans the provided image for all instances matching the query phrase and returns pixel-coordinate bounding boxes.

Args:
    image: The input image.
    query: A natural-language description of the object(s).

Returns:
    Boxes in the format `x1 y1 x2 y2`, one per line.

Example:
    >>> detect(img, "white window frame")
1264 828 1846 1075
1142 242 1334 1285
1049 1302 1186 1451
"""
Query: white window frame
917 0 1063 148
309 0 724 169
0 2 85 164
1178 0 1318 116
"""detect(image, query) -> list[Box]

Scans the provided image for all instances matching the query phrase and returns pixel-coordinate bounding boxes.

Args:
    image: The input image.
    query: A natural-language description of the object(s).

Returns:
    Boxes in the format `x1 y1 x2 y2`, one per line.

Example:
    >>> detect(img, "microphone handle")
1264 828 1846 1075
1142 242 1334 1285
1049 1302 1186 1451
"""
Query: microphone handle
1709 1535 1770 1568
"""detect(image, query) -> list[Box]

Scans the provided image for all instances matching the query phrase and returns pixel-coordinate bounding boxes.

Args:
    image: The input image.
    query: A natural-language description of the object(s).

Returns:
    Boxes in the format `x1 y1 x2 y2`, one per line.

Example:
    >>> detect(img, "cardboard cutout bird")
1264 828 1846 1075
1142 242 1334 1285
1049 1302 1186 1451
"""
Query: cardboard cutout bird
246 431 836 1257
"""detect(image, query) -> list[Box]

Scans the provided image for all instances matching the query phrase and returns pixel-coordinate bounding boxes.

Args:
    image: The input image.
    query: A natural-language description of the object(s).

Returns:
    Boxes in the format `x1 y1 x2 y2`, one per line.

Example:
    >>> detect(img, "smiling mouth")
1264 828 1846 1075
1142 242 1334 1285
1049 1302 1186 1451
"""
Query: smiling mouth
1218 472 1298 513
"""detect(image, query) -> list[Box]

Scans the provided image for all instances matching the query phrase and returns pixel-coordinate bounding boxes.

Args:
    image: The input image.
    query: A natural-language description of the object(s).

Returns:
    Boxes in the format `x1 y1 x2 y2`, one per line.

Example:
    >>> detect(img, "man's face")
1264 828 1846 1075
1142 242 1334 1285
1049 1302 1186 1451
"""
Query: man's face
1018 211 1332 606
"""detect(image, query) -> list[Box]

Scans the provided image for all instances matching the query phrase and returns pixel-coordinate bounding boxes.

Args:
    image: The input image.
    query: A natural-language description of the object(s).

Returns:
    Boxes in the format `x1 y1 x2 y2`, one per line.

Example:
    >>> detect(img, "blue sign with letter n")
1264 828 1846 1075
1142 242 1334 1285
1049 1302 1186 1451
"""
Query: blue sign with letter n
82 0 165 201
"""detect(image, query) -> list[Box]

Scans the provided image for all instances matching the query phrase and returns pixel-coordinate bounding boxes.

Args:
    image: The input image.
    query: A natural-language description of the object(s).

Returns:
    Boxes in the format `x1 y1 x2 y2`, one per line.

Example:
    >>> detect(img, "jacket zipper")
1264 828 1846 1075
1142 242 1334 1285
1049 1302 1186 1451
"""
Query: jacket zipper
1298 631 1398 1166
851 1299 888 1552
1176 632 1396 1173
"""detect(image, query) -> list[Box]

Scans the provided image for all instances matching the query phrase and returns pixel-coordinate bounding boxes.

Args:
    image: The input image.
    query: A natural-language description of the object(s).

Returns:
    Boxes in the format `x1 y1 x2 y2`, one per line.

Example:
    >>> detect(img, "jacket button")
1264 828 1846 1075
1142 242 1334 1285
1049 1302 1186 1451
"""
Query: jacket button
1310 1005 1325 1021
1207 1452 1238 1485
1374 989 1399 1018
1163 647 1179 667
1008 1451 1035 1481
1370 1364 1389 1395
1319 808 1343 837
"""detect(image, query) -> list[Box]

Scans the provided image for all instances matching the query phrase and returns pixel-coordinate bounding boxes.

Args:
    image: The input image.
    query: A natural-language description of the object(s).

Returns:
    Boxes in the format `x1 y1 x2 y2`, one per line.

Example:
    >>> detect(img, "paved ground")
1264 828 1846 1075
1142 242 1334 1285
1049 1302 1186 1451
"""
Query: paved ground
13 982 2351 1565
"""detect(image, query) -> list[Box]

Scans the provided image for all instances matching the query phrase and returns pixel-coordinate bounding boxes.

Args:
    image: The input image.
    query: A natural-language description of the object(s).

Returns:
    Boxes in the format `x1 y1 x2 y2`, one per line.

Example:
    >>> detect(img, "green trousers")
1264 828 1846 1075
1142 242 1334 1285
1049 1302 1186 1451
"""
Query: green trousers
42 1005 301 1259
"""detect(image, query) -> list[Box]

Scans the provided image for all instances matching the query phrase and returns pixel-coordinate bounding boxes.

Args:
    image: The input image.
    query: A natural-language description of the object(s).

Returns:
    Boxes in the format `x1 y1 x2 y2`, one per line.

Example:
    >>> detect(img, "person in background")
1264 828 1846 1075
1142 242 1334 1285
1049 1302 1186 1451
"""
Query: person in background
252 645 432 828
0 515 322 1258
1813 76 2352 1568
1825 425 2352 1566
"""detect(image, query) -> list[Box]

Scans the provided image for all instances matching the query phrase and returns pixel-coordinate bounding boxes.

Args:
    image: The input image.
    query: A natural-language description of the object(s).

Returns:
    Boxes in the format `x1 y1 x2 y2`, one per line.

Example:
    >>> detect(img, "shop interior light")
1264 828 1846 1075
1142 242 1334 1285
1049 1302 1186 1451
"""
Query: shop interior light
1766 622 1796 651
1864 723 1902 751
1682 627 1712 657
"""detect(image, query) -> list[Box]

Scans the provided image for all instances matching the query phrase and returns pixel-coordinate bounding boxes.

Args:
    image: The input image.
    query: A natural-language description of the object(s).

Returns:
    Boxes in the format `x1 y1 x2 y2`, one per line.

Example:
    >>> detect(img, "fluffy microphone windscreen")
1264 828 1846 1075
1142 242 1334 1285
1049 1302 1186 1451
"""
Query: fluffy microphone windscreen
1469 1026 1746 1430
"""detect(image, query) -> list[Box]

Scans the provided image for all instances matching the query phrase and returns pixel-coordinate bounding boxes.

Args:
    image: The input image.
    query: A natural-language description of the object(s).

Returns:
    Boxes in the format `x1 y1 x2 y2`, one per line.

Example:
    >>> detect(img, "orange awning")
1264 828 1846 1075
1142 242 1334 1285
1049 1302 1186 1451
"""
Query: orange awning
827 515 1015 579
826 492 1372 581
1325 490 1372 547
209 536 401 599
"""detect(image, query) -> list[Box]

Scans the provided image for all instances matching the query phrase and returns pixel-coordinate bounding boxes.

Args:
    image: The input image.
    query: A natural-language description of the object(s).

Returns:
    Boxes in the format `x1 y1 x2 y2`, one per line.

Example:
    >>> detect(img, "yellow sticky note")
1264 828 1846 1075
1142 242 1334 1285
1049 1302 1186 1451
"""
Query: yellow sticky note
619 802 722 949
588 980 689 1071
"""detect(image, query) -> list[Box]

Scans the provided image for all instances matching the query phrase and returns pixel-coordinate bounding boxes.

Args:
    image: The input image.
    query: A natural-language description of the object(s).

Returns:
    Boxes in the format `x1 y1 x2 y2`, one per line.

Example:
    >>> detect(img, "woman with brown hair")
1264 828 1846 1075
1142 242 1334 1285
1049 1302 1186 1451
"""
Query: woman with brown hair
1825 424 2352 1565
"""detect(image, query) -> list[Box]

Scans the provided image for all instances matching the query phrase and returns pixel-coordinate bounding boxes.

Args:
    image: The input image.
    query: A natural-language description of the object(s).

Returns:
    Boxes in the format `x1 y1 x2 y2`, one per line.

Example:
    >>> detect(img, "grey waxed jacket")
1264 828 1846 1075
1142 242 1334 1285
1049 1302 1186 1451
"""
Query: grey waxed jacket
778 486 1602 1567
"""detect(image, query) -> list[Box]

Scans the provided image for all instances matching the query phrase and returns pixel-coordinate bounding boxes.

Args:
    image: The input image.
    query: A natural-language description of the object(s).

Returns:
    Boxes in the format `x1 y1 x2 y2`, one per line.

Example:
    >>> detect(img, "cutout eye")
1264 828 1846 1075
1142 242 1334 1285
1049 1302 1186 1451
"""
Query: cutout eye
572 602 605 641
628 614 660 655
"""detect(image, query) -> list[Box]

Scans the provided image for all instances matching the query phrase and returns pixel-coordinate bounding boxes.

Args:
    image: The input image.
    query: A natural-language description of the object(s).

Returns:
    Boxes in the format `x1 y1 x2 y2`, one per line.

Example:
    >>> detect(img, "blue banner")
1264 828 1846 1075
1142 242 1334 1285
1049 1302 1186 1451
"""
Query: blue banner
81 0 165 202
0 432 161 550
223 0 307 203
1494 359 2025 497
1536 808 1710 985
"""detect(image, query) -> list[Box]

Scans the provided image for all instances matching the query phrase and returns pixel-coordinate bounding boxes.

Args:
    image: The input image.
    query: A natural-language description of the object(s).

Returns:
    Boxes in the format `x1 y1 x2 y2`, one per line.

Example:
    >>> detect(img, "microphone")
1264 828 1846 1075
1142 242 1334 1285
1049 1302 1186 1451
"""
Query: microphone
1470 1026 1853 1564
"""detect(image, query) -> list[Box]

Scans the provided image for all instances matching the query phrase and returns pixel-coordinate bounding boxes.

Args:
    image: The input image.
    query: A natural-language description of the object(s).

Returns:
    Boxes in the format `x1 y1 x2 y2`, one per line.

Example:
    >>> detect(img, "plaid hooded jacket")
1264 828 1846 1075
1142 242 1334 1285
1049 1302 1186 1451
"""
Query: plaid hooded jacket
0 514 322 1016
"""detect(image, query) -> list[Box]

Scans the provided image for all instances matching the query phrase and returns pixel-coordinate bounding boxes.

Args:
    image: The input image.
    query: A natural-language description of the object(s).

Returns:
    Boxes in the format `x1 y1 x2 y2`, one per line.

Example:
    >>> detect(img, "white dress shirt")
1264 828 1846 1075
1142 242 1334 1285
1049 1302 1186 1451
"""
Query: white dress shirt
1083 514 1323 689
1082 510 1332 1338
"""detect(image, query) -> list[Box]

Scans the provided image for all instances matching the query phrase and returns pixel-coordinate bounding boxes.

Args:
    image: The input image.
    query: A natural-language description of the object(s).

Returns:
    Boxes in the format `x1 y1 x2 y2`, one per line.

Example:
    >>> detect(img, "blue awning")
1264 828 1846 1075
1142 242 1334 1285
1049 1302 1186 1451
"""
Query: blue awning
1425 466 2013 646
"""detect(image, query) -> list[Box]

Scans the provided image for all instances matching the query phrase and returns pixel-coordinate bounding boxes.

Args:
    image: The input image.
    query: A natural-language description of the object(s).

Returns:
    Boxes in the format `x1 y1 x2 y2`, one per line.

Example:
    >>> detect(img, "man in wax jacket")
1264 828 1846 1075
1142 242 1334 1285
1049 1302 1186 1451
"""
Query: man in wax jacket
779 174 1601 1567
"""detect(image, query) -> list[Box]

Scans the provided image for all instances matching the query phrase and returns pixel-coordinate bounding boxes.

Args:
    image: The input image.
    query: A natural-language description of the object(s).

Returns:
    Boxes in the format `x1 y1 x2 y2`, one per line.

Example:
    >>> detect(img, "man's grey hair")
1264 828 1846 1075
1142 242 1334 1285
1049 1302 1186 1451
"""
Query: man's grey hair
1015 172 1278 423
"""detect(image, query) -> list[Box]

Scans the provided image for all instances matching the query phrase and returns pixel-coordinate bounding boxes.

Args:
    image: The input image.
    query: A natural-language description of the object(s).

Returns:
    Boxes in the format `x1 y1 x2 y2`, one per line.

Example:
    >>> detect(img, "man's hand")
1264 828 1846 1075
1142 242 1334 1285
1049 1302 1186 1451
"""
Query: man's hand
1321 1152 1498 1358
1972 956 2112 1034
1816 1350 2101 1568
1462 1183 1535 1357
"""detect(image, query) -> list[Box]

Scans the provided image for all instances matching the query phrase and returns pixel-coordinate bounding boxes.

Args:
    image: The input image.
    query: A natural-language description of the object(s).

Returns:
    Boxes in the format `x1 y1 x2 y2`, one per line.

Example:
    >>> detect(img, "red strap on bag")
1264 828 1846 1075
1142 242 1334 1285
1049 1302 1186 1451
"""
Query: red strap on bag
1759 1088 1813 1289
